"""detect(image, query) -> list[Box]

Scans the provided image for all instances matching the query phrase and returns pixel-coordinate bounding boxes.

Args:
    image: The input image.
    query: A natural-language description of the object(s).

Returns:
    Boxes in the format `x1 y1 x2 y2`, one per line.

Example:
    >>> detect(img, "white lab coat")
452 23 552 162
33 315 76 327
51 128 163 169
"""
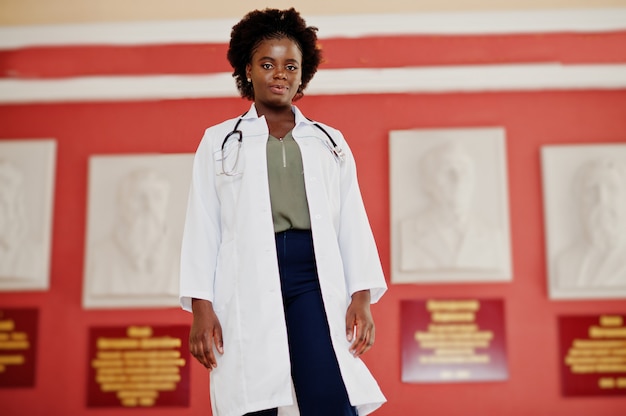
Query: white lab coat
180 104 387 416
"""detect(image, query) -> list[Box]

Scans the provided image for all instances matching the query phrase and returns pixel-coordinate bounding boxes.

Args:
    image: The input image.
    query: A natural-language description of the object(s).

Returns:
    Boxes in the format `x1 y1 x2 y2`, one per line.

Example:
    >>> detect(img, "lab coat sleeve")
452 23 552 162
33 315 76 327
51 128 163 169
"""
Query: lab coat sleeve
179 130 221 312
335 130 387 304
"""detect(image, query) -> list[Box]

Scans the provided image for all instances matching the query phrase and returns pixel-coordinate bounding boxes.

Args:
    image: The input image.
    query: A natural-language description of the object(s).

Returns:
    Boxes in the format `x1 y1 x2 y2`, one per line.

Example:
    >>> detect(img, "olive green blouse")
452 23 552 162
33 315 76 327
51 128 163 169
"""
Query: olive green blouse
267 131 311 232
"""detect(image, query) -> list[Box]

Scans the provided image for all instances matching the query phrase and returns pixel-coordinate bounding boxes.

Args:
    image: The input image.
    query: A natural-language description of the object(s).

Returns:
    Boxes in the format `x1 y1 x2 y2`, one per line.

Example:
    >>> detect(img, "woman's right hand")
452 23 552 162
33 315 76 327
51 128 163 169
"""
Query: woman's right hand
189 298 224 370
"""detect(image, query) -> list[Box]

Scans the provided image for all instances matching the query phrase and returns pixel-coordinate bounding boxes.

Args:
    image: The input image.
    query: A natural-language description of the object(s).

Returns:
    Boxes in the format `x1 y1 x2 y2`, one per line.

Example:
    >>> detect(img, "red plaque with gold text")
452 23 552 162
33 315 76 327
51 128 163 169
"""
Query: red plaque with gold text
0 308 38 388
87 325 190 407
401 299 508 383
559 314 626 396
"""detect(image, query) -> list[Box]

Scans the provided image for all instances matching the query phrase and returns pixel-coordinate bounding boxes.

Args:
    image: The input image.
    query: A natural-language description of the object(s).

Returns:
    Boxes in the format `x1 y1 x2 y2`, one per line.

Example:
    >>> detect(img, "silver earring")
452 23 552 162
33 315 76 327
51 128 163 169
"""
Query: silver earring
247 78 251 83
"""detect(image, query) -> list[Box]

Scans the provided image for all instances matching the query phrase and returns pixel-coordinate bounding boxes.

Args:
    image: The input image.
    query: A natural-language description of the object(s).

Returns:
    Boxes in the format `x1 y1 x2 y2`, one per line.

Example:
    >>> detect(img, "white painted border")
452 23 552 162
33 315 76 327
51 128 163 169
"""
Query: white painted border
0 8 625 49
1 64 625 104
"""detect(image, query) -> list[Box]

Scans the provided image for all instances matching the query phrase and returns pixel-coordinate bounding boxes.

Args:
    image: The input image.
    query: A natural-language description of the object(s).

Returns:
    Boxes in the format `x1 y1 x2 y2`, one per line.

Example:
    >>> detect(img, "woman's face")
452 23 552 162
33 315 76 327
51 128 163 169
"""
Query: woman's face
246 37 302 109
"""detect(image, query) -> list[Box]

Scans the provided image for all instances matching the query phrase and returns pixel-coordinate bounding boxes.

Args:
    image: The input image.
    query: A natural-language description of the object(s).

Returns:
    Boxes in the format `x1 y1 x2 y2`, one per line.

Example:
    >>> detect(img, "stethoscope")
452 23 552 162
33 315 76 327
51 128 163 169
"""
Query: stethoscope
220 112 345 176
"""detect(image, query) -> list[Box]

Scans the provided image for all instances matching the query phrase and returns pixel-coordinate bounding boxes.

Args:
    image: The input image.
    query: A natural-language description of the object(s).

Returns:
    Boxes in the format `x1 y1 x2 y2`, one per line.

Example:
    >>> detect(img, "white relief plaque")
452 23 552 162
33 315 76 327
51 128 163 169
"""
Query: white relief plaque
390 127 511 284
542 143 626 299
83 153 193 308
0 139 56 290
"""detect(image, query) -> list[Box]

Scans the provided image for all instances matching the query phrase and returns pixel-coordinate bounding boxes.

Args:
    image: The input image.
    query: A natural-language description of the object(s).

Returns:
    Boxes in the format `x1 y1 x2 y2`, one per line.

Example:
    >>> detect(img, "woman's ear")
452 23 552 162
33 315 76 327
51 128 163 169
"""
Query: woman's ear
245 64 251 81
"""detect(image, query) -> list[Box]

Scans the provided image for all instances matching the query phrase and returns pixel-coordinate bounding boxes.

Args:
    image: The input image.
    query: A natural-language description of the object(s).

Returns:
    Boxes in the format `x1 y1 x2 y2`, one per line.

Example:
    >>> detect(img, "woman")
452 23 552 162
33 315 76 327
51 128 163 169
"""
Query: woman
179 8 387 416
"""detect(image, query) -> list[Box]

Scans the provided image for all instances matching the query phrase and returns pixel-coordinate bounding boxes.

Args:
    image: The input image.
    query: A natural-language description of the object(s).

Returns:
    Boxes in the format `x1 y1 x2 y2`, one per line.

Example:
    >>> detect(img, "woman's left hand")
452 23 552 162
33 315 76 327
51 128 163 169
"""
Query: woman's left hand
345 290 375 357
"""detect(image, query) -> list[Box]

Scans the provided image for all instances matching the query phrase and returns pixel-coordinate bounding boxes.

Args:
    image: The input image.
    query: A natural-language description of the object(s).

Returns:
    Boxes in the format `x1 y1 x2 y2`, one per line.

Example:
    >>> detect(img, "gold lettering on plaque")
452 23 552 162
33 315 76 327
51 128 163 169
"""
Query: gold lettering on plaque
565 316 626 376
91 326 186 407
415 300 495 380
0 320 15 332
0 316 31 374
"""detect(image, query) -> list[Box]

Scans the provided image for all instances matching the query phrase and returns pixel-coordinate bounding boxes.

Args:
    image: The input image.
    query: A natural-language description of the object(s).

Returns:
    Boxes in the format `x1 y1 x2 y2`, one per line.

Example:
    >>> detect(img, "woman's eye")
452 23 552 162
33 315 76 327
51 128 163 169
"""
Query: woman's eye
286 65 298 71
262 63 273 69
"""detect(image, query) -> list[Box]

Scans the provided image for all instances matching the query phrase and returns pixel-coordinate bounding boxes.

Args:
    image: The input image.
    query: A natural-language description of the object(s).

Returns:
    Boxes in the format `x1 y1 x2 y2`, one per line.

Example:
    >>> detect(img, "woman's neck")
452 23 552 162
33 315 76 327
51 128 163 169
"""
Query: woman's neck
256 102 295 138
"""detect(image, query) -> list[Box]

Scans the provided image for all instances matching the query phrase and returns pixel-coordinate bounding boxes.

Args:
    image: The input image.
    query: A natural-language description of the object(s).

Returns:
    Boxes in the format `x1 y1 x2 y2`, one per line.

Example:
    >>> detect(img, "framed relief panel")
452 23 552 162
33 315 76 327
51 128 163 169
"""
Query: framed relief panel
542 143 626 299
0 139 56 291
83 154 193 309
390 127 511 284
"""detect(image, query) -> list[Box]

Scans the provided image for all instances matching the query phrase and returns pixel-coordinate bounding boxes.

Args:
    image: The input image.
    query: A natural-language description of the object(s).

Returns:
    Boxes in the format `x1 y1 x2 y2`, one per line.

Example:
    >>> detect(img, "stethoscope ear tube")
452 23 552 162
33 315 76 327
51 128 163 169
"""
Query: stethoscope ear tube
221 114 246 151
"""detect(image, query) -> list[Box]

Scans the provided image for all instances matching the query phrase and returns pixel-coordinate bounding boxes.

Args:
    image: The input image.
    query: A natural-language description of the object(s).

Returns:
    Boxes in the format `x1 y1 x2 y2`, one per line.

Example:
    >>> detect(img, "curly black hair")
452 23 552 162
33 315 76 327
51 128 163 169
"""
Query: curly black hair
227 8 322 101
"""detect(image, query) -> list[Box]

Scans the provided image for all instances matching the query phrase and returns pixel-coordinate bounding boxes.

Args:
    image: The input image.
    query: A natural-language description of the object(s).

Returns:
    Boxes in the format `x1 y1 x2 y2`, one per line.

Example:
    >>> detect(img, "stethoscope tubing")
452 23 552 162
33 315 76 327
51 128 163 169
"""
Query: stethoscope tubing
220 113 345 162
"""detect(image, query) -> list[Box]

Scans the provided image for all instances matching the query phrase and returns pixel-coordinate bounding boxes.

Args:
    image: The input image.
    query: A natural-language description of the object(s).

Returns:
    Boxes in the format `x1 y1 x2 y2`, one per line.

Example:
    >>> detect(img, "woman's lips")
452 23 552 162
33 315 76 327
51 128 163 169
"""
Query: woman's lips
269 85 288 94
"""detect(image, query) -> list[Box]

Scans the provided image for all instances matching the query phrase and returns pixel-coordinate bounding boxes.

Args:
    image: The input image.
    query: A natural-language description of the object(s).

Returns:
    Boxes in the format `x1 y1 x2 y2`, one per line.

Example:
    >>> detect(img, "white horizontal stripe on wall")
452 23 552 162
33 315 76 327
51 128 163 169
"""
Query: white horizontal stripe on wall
1 64 625 104
0 8 625 49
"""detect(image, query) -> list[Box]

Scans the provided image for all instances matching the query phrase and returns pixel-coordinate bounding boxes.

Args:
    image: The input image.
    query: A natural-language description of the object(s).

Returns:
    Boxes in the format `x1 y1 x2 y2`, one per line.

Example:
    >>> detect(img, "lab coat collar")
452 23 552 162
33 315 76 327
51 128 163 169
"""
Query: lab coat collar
243 103 316 128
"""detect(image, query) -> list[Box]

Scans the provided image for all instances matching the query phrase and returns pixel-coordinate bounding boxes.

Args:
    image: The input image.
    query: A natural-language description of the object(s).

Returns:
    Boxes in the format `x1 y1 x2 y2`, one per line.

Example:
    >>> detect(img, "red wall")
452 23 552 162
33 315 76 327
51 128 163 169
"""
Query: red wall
1 30 625 415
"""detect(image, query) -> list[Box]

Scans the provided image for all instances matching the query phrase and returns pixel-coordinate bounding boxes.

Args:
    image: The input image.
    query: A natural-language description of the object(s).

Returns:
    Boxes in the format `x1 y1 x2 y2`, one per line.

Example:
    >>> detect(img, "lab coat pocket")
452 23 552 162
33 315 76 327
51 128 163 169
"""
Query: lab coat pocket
213 140 244 177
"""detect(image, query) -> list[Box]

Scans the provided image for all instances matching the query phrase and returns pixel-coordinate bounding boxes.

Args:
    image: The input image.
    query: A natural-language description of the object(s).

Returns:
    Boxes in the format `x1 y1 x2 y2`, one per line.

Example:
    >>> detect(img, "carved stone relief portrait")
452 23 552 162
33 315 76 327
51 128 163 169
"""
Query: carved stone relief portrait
0 139 56 290
83 154 193 308
390 127 511 284
542 144 626 299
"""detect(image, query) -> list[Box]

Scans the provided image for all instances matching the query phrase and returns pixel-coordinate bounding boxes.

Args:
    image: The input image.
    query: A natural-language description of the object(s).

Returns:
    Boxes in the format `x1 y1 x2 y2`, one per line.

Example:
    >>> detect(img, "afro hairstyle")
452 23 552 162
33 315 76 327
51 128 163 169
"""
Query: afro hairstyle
227 8 322 101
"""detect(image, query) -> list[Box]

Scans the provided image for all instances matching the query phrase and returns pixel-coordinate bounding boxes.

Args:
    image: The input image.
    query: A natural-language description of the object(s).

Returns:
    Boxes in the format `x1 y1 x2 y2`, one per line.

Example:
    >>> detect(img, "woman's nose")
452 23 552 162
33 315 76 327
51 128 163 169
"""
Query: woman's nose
273 67 286 78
